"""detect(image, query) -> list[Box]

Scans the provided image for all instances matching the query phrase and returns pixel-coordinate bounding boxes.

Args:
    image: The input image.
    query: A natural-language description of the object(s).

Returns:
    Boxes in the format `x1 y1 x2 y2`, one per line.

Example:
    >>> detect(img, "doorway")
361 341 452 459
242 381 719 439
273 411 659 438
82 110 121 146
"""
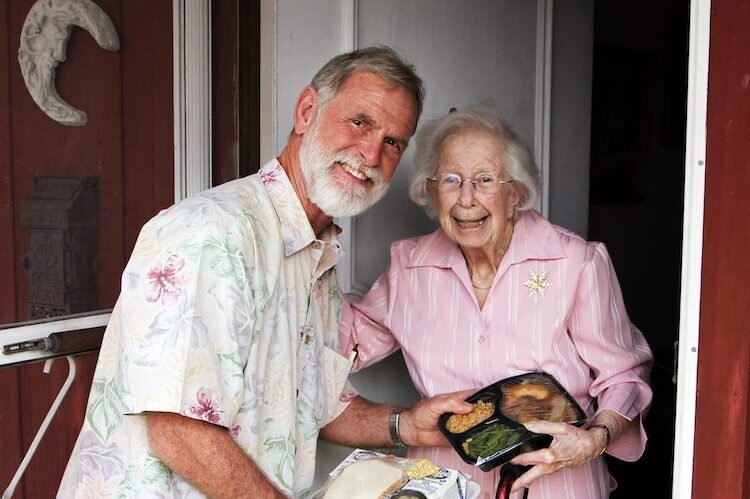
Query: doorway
587 1 689 497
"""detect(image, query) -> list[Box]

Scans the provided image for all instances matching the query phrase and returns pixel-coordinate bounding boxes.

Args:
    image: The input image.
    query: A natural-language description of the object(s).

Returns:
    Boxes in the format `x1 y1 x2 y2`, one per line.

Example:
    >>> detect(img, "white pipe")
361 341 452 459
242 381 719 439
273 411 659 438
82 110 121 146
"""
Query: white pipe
2 356 78 499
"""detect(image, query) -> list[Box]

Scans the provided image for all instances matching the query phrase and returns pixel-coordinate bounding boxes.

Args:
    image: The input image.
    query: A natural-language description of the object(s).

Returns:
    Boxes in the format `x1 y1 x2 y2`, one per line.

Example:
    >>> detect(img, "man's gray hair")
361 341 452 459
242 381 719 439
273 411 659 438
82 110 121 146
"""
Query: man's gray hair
311 46 424 121
409 107 541 217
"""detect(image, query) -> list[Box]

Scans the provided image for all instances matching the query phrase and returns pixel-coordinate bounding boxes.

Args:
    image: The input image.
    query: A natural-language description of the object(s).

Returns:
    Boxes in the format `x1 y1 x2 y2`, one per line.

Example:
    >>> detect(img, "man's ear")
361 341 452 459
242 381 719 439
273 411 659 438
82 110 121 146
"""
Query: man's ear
293 85 319 135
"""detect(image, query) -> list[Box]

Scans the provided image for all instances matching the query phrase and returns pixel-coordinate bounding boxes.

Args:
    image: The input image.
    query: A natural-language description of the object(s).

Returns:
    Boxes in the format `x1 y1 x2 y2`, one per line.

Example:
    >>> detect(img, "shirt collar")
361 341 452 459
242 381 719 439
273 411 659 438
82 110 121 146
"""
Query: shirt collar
259 159 322 257
406 210 568 269
504 210 568 263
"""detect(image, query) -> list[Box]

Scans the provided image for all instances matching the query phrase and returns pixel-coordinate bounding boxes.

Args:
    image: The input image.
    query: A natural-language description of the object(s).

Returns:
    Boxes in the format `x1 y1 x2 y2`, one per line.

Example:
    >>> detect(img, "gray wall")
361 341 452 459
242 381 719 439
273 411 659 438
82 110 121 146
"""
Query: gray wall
548 1 594 237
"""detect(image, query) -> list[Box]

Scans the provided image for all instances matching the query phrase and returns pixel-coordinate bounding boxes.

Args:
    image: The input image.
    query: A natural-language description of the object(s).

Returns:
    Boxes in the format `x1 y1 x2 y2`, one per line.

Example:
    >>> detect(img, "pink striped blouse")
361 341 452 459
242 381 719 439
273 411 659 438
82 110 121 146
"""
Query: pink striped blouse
339 210 653 499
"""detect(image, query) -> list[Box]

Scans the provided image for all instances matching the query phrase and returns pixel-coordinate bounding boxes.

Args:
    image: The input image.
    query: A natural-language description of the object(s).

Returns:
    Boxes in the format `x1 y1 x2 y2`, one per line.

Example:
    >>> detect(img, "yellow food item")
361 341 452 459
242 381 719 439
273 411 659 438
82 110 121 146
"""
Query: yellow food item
406 459 441 479
445 400 495 433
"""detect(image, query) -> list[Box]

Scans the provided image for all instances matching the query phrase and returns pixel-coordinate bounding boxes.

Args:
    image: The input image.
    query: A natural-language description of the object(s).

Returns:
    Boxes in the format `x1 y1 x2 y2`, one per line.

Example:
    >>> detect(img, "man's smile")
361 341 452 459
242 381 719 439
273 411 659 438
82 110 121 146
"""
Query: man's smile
338 161 369 182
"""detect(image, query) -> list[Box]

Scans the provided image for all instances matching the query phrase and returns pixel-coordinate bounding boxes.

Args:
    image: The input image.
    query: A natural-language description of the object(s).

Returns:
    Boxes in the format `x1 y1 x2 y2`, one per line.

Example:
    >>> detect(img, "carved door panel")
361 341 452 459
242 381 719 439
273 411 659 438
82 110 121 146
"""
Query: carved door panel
0 1 174 497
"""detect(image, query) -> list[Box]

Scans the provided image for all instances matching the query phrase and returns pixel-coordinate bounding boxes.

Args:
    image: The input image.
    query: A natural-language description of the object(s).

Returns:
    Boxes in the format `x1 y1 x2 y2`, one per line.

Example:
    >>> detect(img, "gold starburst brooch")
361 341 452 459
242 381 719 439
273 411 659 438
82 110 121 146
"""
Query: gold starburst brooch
523 271 550 297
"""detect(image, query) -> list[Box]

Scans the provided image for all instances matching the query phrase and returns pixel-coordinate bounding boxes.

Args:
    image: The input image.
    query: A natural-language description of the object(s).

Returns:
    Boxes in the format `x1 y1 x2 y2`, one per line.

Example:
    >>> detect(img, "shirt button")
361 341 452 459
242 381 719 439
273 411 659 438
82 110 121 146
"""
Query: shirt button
311 241 322 249
478 335 486 343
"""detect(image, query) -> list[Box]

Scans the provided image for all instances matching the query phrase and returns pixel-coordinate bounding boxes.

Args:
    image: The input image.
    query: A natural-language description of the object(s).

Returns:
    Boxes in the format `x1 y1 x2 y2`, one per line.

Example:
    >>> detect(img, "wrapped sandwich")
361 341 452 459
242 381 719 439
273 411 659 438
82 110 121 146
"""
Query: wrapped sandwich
313 449 479 499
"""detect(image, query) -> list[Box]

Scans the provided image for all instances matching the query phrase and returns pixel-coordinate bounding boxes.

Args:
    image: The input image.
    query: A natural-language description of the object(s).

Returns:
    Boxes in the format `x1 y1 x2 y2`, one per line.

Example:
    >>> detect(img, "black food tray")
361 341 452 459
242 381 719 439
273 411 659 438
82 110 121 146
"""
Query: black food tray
438 372 586 471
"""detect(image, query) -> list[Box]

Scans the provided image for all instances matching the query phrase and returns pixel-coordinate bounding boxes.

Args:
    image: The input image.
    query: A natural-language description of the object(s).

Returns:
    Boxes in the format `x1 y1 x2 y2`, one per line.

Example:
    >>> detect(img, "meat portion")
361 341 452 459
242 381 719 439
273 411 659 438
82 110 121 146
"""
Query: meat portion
501 380 580 424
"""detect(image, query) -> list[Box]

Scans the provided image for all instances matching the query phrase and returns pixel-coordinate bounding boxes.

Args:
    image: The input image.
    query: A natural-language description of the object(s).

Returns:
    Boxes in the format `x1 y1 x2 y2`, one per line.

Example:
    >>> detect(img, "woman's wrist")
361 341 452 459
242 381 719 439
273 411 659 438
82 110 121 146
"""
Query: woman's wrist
588 424 611 456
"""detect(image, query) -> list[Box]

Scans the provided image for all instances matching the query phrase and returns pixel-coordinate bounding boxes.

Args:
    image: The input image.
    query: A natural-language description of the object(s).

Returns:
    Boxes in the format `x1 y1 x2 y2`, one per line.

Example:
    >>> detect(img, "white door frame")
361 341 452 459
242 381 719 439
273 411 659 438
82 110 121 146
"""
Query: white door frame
671 0 711 497
173 0 213 200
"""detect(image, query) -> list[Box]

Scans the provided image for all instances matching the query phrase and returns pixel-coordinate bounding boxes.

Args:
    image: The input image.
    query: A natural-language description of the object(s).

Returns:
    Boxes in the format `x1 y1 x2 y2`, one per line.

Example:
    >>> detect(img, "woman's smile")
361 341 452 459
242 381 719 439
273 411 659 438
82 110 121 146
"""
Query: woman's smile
454 215 489 229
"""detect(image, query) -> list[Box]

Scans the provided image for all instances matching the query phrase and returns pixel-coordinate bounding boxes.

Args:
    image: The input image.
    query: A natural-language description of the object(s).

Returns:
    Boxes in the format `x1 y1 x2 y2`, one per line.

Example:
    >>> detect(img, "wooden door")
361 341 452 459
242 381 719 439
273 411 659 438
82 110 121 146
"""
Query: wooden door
0 1 173 497
693 0 750 496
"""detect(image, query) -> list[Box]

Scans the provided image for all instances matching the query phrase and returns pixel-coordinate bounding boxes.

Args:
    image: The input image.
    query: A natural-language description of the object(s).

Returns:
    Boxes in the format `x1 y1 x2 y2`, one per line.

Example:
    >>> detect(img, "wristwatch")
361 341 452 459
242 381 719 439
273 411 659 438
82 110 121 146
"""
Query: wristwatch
389 408 405 447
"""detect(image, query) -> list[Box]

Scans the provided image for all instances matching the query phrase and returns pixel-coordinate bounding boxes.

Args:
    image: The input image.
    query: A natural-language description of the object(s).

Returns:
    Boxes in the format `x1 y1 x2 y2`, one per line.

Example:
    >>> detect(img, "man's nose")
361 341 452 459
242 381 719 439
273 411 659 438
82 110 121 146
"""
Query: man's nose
359 138 383 167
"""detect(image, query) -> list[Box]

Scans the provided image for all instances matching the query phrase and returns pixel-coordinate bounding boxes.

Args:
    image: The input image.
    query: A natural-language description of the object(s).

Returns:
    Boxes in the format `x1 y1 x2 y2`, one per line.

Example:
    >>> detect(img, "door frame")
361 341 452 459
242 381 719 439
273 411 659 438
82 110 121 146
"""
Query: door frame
671 0 710 497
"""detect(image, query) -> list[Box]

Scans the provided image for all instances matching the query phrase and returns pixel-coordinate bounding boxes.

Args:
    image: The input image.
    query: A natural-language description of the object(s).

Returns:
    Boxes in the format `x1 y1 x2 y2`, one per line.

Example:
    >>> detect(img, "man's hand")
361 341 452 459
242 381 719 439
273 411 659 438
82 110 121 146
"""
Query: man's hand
320 391 473 449
147 412 287 498
398 390 474 447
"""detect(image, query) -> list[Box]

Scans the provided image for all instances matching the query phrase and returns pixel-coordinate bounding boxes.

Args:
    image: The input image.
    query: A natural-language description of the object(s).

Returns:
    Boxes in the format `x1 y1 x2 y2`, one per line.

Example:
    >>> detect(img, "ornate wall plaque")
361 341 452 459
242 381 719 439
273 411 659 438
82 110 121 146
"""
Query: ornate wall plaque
18 0 120 126
20 176 99 319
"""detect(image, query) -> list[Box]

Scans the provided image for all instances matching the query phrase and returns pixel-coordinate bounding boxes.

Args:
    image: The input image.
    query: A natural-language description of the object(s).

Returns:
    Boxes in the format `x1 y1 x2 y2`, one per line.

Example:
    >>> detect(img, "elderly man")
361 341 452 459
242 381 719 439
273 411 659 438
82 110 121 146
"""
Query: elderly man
58 46 471 498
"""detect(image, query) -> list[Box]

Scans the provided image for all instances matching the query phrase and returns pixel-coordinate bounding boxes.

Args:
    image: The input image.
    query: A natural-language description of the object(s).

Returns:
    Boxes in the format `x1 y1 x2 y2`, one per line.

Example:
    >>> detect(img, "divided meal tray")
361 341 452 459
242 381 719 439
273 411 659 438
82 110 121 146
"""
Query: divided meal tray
437 372 586 471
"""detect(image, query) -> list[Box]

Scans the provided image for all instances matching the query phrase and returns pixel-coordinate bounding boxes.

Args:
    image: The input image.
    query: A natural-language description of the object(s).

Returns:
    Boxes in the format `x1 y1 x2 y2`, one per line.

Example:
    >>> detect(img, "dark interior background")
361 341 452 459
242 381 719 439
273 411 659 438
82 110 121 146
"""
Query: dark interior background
587 1 688 497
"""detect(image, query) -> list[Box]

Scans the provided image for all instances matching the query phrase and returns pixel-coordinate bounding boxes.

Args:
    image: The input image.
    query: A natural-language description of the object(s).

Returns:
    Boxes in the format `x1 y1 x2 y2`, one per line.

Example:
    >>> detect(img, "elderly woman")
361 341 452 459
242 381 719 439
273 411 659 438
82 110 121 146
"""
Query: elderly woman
338 107 653 498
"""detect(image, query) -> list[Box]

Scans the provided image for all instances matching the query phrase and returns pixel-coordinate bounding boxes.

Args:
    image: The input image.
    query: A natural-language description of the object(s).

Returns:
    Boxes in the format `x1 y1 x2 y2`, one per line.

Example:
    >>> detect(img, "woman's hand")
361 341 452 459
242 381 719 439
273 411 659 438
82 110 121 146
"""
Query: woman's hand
507 420 608 493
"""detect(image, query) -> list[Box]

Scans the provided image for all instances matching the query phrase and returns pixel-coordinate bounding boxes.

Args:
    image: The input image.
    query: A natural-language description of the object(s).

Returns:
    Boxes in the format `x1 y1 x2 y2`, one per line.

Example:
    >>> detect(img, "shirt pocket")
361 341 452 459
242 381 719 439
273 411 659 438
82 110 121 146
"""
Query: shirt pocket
317 344 354 427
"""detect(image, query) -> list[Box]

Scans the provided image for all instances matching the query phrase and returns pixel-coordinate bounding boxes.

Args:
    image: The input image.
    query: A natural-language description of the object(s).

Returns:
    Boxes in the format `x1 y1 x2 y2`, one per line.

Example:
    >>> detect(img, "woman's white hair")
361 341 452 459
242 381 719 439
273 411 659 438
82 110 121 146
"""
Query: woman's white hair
408 107 541 218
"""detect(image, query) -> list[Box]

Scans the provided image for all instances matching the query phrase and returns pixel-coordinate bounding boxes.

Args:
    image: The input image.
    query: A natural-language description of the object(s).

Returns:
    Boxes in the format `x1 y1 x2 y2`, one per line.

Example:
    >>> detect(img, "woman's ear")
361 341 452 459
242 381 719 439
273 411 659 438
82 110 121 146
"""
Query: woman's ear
508 184 524 218
293 85 319 135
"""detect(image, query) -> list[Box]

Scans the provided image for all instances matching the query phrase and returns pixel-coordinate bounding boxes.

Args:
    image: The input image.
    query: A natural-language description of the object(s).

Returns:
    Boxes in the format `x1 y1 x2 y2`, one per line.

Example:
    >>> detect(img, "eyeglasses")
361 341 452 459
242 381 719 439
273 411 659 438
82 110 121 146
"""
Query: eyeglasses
426 172 515 194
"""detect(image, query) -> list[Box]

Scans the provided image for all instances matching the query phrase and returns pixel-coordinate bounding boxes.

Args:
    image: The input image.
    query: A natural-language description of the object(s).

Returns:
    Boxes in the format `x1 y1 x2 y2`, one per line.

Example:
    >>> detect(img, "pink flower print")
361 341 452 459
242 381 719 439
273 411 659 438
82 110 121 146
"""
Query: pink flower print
314 279 324 299
260 167 285 195
146 254 188 306
189 388 223 424
339 388 358 403
230 425 241 438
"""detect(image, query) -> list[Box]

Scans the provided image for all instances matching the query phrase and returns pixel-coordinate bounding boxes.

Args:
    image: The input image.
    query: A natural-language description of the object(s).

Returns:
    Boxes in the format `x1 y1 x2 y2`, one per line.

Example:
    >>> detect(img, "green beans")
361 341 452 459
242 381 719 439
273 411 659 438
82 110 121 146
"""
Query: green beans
461 424 522 459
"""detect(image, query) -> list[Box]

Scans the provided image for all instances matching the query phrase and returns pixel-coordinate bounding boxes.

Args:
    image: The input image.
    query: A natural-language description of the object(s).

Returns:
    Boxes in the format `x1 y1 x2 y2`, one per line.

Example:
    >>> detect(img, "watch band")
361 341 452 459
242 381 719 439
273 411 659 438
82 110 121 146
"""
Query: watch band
389 408 405 447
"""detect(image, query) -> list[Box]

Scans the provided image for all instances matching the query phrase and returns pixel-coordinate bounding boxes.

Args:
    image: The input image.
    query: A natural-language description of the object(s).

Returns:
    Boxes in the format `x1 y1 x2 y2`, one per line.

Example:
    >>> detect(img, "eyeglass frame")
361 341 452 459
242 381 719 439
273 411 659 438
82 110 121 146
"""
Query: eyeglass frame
425 172 515 194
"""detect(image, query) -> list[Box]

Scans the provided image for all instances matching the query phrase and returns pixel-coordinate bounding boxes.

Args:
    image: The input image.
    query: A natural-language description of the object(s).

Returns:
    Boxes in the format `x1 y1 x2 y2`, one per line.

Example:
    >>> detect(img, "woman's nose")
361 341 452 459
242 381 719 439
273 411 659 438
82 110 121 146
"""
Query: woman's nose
458 179 476 206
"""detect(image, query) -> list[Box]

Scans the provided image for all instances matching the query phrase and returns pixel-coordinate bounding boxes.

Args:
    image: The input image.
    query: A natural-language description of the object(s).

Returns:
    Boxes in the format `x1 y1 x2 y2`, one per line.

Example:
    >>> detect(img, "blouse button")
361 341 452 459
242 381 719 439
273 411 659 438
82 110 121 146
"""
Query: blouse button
311 241 322 249
478 335 486 343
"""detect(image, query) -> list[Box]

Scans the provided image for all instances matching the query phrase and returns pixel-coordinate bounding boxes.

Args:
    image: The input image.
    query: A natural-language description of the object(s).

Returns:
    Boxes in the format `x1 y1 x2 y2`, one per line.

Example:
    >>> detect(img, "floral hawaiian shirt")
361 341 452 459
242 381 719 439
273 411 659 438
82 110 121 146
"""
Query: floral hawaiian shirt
58 160 355 498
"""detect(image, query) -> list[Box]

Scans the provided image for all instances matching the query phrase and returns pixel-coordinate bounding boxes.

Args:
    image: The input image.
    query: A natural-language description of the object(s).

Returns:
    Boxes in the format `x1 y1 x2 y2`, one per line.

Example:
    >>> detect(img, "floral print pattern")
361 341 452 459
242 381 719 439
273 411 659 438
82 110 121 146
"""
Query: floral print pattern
146 254 188 306
189 388 223 424
59 160 354 498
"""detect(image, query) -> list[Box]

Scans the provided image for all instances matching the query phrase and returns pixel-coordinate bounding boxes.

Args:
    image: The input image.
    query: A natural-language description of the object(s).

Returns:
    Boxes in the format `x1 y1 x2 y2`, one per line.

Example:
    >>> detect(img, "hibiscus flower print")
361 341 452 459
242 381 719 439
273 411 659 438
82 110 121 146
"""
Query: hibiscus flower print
146 254 188 306
260 167 284 195
189 388 223 424
339 387 358 403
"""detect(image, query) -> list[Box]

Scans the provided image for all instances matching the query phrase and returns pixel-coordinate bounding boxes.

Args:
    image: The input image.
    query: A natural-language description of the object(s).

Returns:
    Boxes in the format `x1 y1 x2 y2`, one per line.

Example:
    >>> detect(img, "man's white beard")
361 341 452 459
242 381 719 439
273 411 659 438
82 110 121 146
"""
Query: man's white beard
299 120 390 218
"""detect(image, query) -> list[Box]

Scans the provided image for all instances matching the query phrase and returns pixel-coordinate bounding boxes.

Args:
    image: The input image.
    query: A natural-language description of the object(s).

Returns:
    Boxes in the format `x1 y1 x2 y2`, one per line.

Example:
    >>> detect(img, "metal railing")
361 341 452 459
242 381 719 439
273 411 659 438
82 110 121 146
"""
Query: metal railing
0 311 110 498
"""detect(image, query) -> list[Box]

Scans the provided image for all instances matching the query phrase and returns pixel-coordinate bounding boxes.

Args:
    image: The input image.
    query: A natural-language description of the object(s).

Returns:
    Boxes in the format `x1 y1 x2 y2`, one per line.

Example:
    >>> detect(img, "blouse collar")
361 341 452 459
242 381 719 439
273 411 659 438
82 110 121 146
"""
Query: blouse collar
406 210 569 270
